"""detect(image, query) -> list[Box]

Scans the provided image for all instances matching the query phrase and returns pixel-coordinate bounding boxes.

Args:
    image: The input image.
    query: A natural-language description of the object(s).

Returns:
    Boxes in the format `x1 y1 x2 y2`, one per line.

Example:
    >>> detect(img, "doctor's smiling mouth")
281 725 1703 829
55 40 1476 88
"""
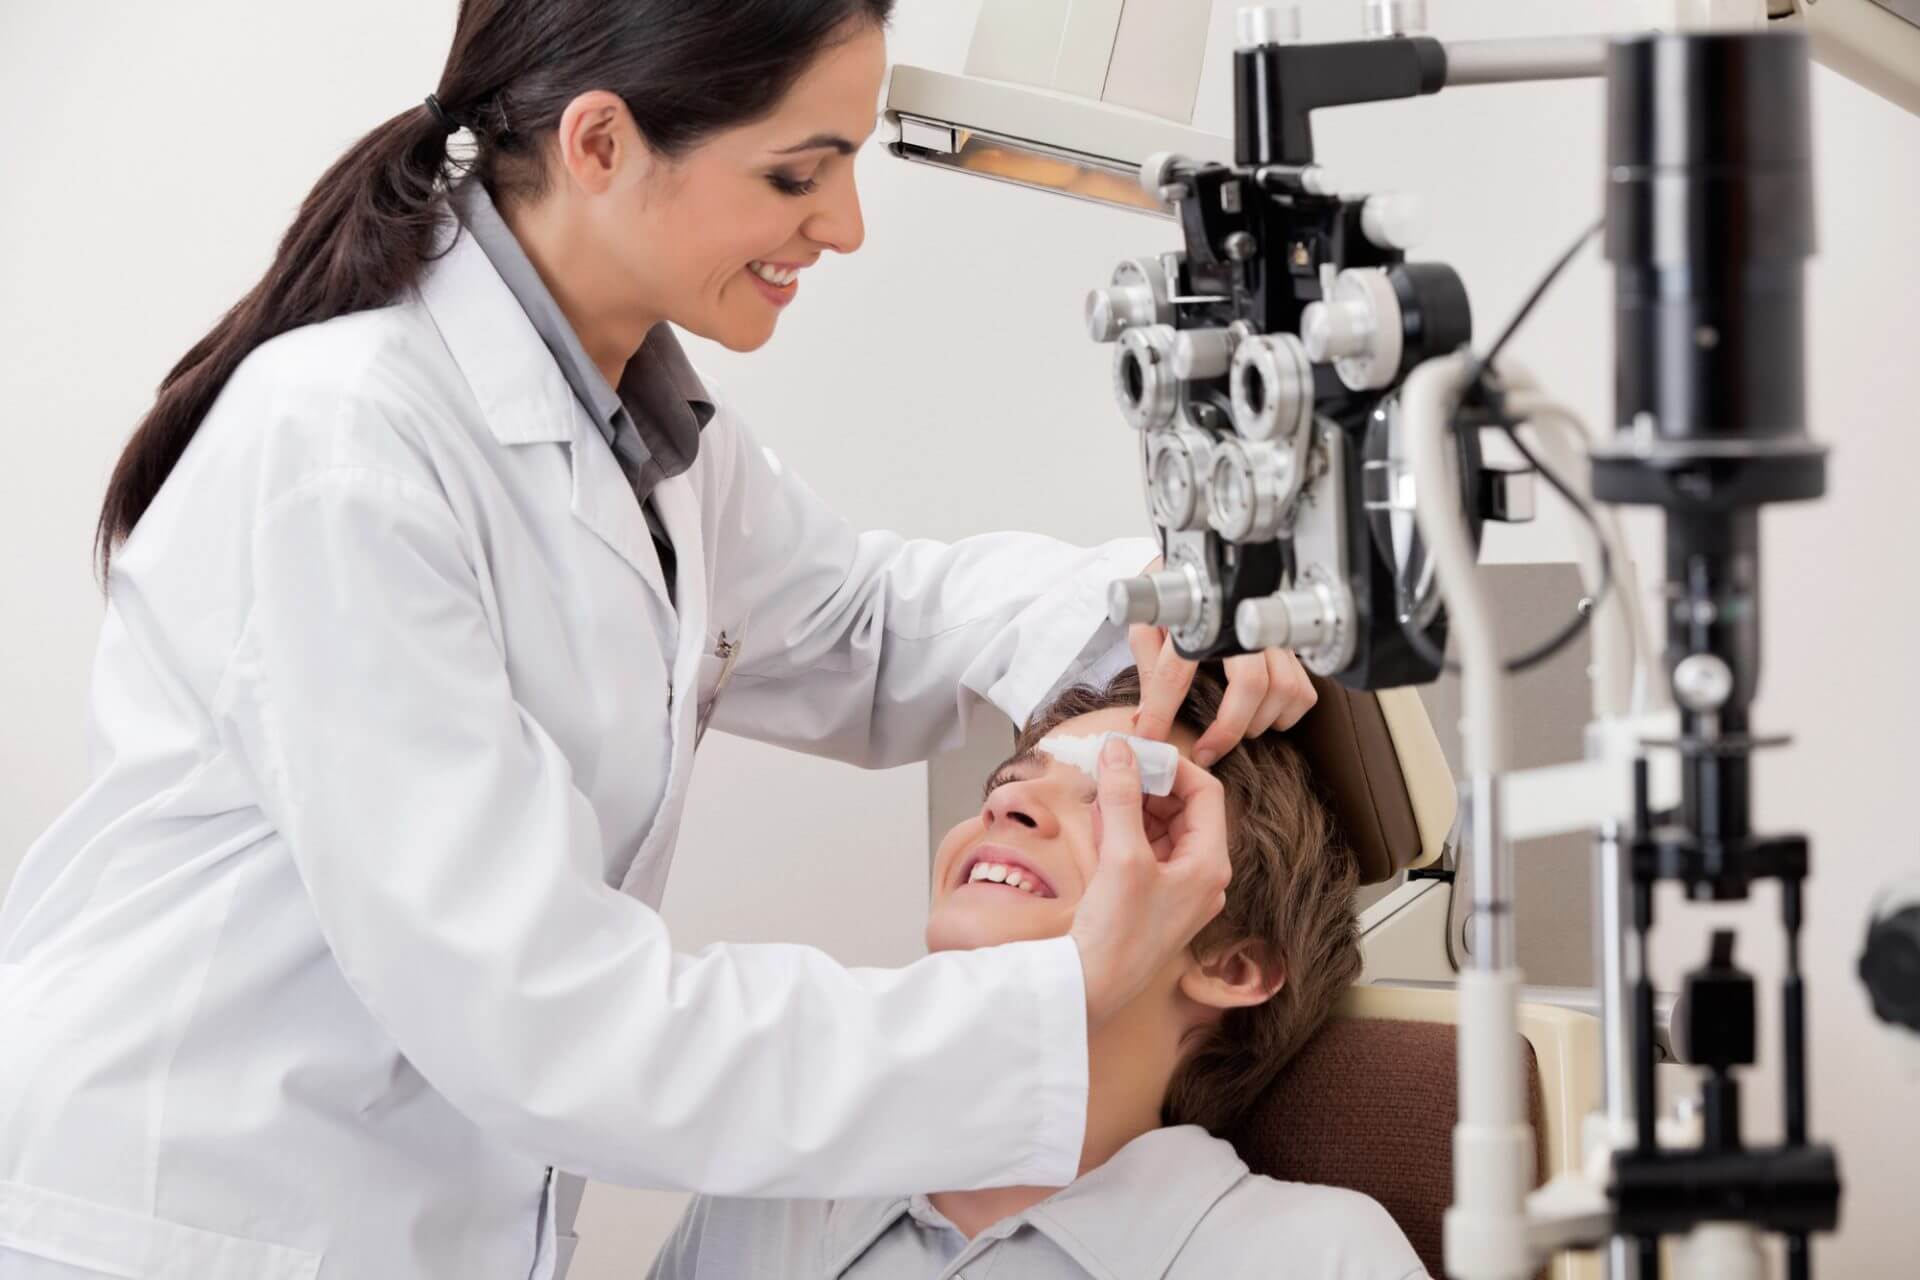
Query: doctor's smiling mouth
733 121 872 316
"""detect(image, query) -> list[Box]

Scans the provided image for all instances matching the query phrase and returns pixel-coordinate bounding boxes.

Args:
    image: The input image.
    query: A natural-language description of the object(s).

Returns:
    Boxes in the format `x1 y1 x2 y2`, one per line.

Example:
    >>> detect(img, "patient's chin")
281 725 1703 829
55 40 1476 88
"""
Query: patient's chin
925 898 1070 954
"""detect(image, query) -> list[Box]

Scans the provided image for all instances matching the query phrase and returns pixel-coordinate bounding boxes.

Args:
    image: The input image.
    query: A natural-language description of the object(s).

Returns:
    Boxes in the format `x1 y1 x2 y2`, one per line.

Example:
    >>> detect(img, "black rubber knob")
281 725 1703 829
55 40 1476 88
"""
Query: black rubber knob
1860 904 1920 1034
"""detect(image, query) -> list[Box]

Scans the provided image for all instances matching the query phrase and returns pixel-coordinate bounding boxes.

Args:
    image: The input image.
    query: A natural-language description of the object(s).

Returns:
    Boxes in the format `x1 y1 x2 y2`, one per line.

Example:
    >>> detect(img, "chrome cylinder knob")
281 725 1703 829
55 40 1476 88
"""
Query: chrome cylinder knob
1363 0 1427 38
1237 4 1300 48
1672 653 1735 713
1087 285 1155 343
1108 577 1161 626
1301 297 1372 363
1113 325 1180 430
1207 438 1295 543
1171 327 1236 381
1236 573 1355 672
1301 268 1405 392
1237 591 1309 650
1086 257 1171 343
1229 333 1314 442
1107 567 1206 629
1139 151 1184 199
1360 192 1426 251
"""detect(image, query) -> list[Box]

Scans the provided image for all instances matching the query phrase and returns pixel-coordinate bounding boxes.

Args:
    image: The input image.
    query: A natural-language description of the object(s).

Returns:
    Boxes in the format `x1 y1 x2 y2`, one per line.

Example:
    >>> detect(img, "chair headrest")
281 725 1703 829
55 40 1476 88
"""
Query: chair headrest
1227 1015 1547 1280
1287 674 1455 885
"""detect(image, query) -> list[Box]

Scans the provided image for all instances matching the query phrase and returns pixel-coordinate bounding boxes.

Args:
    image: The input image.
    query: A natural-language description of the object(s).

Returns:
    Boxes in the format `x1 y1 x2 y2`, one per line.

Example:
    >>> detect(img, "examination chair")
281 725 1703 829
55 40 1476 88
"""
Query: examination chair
1250 678 1601 1280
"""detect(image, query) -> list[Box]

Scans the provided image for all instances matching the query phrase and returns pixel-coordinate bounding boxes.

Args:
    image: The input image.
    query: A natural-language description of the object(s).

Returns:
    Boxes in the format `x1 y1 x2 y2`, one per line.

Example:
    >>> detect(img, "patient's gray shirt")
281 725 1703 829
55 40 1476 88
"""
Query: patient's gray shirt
646 1125 1428 1279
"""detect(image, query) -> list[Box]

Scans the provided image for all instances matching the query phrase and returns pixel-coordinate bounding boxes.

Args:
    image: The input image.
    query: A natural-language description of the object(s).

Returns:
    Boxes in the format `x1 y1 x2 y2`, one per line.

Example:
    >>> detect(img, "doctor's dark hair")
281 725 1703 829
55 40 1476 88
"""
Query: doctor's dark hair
95 0 895 576
1016 667 1363 1137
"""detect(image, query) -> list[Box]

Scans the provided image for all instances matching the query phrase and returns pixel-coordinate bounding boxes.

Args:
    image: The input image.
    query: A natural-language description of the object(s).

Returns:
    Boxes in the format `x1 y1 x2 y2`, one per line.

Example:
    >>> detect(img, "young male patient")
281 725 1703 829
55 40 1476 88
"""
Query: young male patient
647 666 1427 1279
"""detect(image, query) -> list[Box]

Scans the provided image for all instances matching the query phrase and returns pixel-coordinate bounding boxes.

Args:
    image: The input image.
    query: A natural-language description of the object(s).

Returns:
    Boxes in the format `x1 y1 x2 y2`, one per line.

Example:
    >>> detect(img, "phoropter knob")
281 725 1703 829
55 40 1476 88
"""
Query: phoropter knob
1107 568 1206 629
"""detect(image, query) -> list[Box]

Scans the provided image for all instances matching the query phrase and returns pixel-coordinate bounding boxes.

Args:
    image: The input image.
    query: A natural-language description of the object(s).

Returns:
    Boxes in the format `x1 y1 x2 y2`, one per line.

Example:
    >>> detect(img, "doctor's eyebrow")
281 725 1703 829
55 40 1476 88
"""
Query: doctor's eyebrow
771 132 860 156
771 117 880 156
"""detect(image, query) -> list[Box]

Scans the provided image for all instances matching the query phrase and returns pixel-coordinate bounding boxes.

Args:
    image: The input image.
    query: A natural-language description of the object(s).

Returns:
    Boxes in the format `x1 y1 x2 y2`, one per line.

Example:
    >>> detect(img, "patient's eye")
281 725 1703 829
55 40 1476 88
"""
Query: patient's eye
983 749 1047 800
983 767 1020 799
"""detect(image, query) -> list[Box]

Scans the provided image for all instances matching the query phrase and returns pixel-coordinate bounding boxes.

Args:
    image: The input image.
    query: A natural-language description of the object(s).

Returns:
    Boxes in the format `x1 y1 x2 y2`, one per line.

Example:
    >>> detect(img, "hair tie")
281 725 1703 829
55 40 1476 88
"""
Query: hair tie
424 94 459 136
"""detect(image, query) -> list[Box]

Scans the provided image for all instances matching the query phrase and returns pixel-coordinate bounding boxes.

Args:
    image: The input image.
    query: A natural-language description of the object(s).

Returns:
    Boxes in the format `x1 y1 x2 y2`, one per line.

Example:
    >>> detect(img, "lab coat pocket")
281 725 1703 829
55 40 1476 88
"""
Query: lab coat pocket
0 1180 321 1280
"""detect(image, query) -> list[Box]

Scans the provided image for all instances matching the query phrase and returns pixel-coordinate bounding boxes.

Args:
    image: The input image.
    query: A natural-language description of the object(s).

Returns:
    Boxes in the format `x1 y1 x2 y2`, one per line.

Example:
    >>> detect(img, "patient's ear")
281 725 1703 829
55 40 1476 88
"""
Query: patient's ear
1178 940 1285 1011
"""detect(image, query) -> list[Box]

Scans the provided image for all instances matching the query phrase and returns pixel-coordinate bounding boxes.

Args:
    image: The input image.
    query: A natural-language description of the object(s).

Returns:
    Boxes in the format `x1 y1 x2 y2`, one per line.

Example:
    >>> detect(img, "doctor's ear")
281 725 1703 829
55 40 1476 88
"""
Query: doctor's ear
555 90 659 195
1178 939 1285 1012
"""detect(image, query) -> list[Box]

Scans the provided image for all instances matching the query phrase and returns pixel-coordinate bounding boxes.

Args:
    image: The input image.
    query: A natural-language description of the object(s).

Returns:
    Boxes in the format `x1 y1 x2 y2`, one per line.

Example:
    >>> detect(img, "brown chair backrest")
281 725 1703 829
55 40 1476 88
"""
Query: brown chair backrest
1224 1018 1548 1280
1290 675 1425 886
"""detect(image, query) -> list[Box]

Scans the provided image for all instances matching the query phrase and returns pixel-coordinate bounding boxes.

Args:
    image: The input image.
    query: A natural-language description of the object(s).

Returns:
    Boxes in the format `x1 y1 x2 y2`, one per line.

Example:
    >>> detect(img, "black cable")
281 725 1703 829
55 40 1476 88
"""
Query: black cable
1395 217 1609 676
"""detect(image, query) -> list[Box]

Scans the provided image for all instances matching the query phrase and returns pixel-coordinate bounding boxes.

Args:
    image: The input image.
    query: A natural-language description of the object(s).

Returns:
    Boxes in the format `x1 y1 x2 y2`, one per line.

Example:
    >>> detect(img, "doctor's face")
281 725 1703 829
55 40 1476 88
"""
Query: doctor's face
590 19 885 353
926 709 1202 953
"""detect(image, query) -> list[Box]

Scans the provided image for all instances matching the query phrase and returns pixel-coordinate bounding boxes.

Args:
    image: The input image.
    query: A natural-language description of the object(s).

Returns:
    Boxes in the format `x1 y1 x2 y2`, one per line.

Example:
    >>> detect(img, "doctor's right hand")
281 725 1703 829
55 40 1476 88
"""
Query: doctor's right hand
1070 738 1231 1031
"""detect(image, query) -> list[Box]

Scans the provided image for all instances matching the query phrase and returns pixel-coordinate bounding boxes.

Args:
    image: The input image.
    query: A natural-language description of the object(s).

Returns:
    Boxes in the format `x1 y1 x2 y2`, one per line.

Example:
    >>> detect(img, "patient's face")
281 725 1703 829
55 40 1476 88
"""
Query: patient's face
926 707 1200 952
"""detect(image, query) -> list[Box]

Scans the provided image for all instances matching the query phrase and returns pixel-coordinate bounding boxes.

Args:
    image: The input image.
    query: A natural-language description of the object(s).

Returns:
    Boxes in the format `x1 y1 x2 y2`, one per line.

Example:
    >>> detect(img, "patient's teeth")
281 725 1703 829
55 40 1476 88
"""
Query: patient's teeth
986 864 1008 883
969 863 989 883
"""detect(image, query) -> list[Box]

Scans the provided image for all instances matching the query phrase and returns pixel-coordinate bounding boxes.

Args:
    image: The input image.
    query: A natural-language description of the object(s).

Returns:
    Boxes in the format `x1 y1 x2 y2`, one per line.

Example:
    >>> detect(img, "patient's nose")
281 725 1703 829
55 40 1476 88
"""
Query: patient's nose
982 781 1060 837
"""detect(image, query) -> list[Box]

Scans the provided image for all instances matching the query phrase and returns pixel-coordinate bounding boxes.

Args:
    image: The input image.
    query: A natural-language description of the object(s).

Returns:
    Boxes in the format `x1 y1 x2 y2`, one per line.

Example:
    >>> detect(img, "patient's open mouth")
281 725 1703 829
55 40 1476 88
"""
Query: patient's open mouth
958 847 1057 898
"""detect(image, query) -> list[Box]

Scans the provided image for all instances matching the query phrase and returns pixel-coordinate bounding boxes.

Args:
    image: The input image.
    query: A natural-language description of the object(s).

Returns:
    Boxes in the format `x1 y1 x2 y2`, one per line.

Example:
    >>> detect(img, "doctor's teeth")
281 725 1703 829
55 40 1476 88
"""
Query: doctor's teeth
748 261 797 287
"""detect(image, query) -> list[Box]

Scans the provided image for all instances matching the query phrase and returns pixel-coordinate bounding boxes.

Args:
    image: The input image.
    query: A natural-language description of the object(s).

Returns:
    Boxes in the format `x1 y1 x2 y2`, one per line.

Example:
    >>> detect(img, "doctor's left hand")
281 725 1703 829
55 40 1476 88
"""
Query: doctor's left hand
1127 557 1317 765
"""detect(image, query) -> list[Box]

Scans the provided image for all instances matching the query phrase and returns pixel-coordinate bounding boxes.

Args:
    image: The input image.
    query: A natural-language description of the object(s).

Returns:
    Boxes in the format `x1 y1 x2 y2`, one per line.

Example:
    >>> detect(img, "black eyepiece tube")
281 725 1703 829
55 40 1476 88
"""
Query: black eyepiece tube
1595 30 1824 508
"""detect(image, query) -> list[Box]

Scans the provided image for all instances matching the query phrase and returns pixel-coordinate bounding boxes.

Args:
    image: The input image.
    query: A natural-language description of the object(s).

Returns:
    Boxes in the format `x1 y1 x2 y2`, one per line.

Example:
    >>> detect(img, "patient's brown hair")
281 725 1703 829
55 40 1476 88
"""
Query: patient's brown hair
1016 665 1362 1135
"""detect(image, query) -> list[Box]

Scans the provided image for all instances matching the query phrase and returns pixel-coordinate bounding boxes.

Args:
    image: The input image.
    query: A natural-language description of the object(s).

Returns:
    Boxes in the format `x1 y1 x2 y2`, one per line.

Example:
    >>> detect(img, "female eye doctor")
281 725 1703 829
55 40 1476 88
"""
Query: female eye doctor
0 3 1316 1278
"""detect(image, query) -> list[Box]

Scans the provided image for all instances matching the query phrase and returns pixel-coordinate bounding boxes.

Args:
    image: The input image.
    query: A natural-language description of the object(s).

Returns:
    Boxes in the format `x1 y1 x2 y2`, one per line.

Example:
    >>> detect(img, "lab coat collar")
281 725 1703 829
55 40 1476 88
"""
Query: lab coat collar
415 211 575 448
821 1126 1248 1280
415 203 709 620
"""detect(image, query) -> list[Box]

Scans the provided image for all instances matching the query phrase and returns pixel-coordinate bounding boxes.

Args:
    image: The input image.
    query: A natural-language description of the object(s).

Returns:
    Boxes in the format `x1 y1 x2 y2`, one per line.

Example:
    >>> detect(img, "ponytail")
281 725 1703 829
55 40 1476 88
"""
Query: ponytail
94 103 453 577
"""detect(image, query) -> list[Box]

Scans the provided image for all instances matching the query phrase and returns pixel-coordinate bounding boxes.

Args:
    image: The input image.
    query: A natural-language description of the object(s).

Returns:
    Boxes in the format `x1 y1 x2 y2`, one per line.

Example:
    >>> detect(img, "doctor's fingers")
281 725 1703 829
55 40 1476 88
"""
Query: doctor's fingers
1191 652 1272 766
1156 760 1229 871
1249 648 1317 735
1128 623 1164 677
1131 630 1199 743
1093 738 1151 865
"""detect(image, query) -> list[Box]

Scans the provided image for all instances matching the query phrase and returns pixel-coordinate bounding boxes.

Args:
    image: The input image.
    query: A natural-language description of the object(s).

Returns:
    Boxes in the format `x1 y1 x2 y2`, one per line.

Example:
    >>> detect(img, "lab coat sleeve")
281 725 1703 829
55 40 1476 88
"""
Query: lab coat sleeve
701 410 1157 766
224 466 1089 1196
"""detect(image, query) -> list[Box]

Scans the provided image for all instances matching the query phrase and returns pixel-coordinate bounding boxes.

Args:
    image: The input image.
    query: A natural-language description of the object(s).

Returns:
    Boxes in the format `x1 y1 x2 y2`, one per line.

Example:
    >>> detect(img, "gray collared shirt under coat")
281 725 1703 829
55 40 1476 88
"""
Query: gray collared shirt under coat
455 178 713 596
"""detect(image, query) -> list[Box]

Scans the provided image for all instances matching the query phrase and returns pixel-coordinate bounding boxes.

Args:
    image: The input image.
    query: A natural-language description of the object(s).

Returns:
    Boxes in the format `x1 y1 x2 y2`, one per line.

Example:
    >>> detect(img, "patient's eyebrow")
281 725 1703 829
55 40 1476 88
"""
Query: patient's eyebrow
982 748 1045 799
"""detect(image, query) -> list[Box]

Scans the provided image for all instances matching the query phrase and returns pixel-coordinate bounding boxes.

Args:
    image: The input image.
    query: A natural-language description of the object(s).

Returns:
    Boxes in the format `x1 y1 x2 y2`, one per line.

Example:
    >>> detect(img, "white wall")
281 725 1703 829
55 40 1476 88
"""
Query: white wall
3 1 1916 1276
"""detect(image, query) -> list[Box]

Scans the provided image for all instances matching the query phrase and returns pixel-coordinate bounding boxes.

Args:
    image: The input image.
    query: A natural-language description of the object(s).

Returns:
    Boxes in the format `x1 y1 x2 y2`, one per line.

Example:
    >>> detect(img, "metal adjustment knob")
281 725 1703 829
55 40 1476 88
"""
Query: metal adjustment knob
1236 4 1301 48
1139 151 1184 198
1230 333 1314 442
1113 325 1180 430
1207 437 1295 543
1237 590 1308 650
1301 268 1405 392
1359 192 1426 251
1087 286 1154 343
1363 0 1428 38
1672 653 1735 713
1148 428 1215 531
1107 567 1205 628
1236 572 1355 672
1171 328 1236 381
1300 297 1372 363
1086 258 1170 343
1108 576 1160 626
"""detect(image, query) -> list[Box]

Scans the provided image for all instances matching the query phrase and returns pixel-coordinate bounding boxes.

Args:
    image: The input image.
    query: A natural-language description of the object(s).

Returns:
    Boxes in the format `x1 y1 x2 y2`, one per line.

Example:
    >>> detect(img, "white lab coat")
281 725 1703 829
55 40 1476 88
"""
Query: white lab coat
0 219 1153 1279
